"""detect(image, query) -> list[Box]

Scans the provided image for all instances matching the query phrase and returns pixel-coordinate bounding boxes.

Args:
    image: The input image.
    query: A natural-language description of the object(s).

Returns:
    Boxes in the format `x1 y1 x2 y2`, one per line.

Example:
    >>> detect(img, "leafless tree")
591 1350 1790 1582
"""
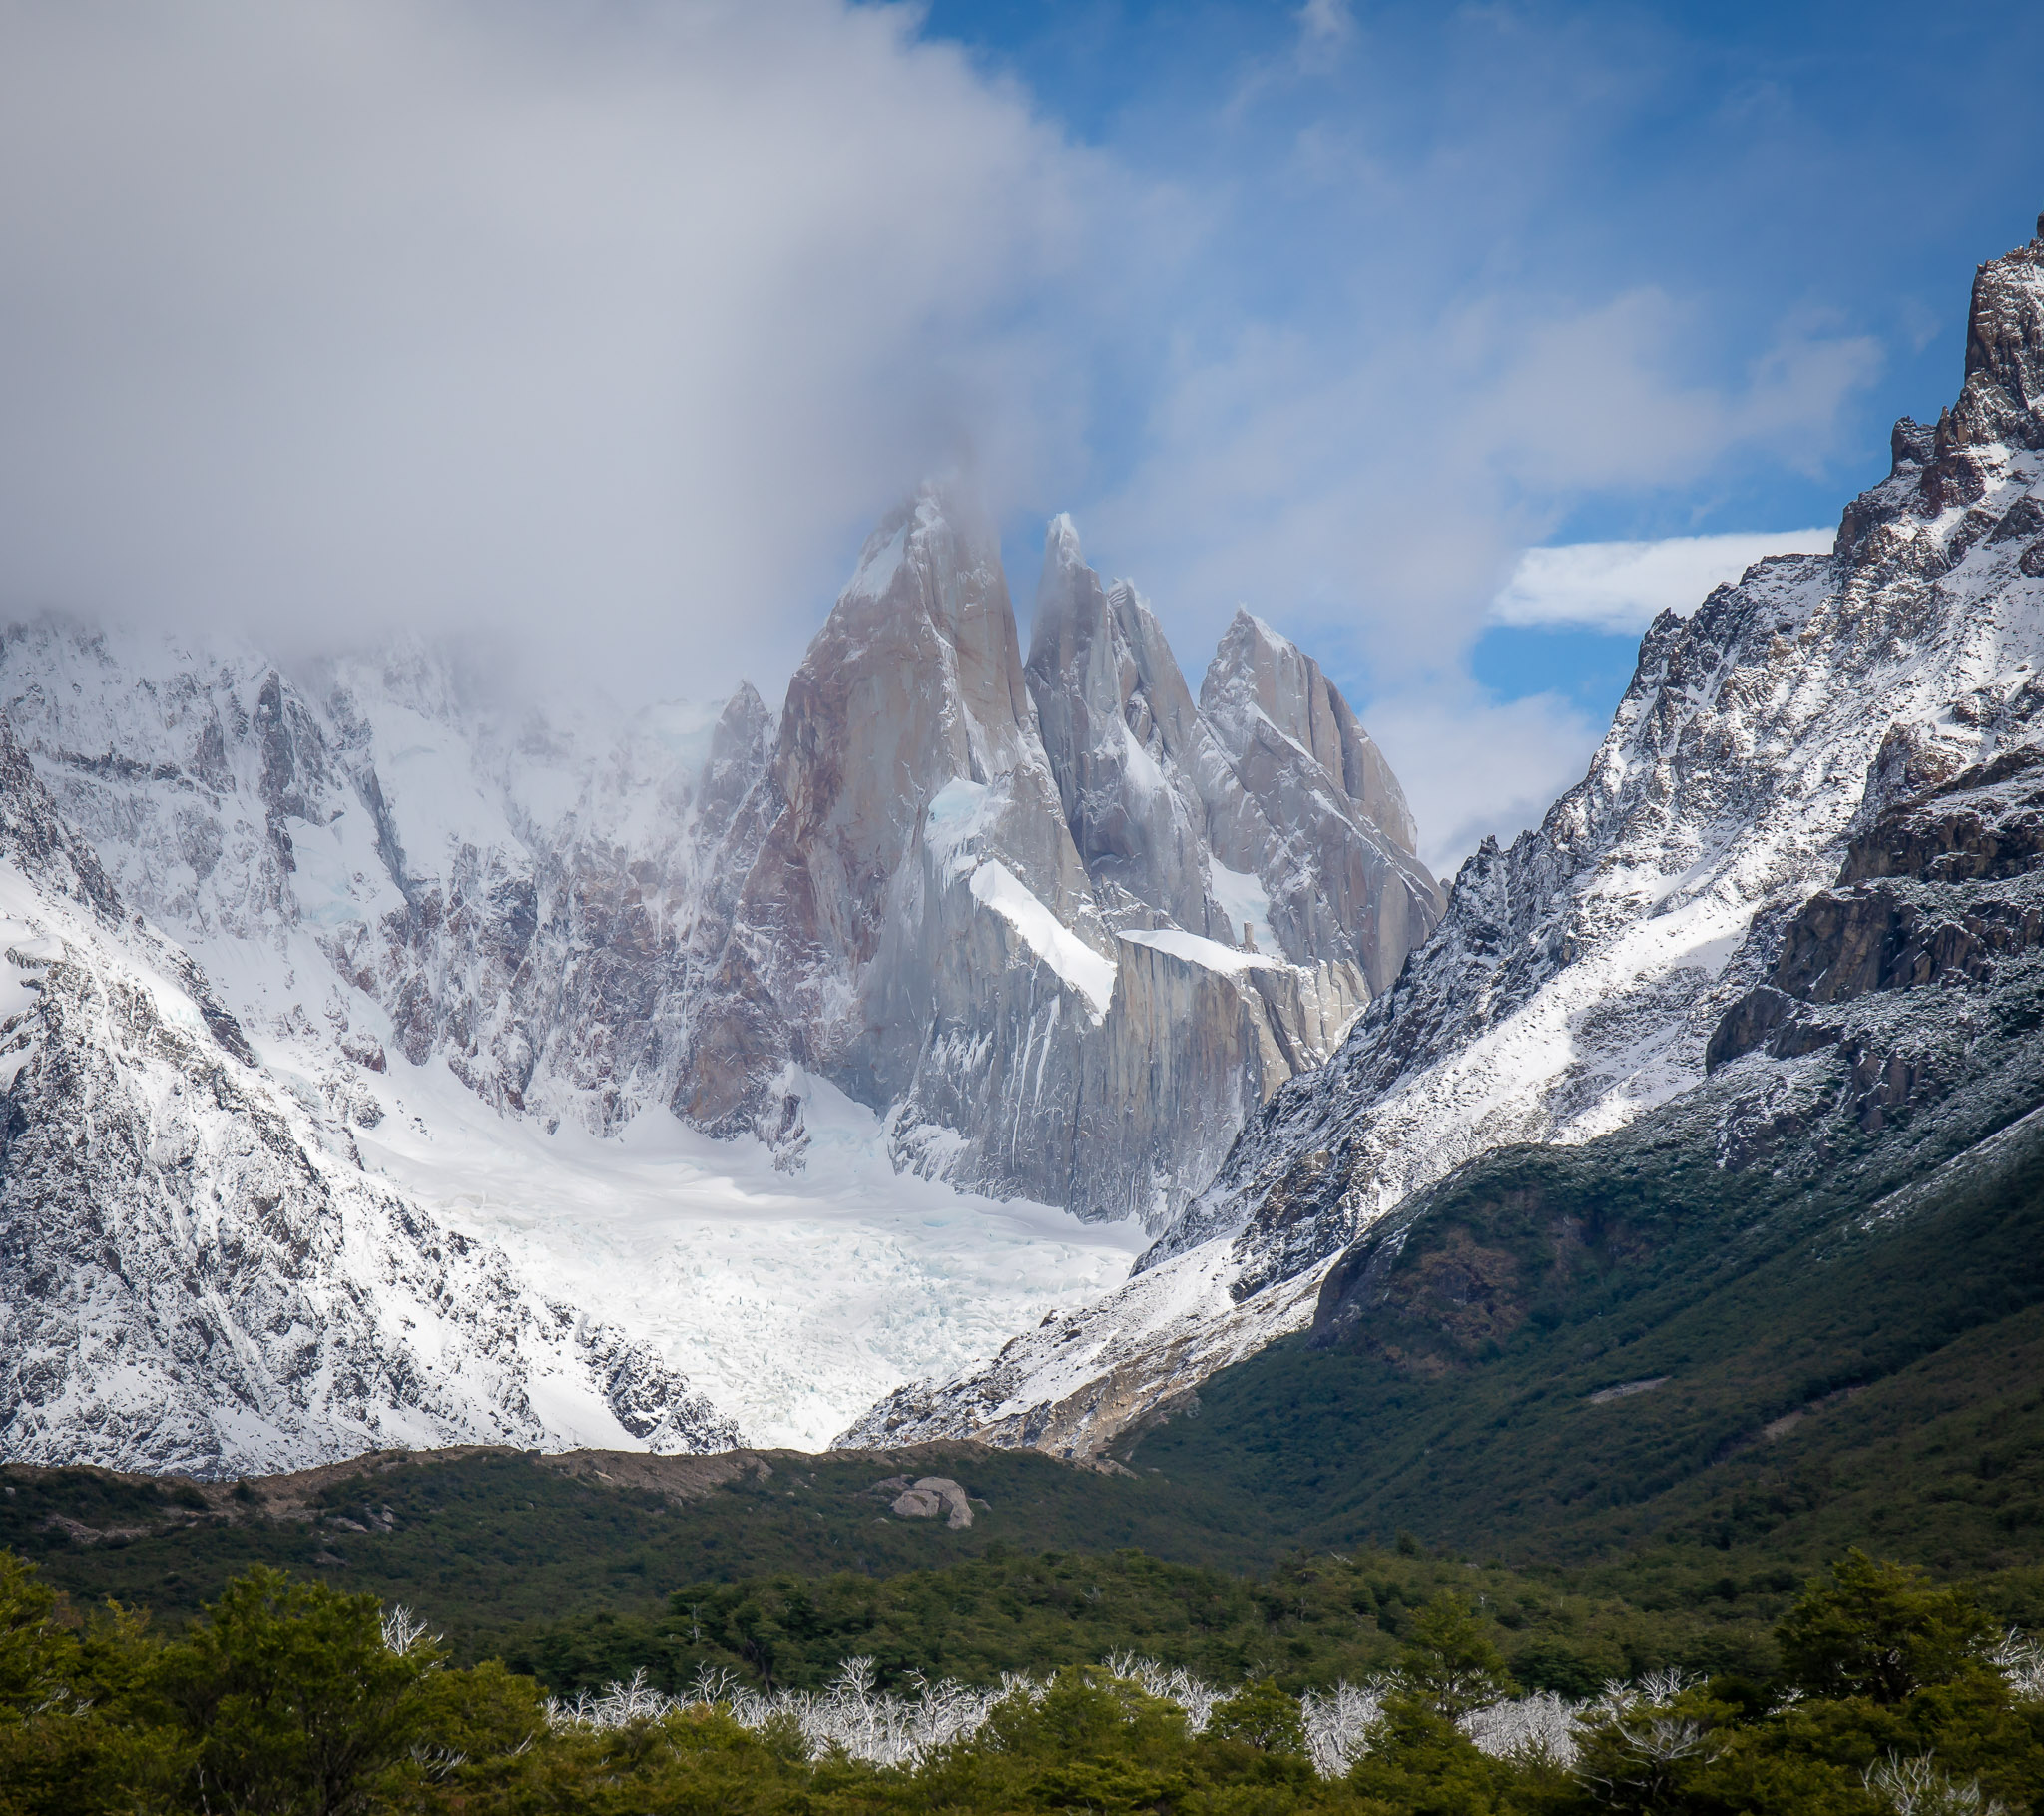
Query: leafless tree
378 1604 440 1658
1298 1681 1384 1777
1460 1689 1585 1767
1864 1751 2011 1816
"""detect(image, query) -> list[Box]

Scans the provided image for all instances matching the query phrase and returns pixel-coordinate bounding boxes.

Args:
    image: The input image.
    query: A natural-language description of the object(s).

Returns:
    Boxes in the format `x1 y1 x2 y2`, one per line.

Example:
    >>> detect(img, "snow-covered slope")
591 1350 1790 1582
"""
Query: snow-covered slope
841 215 2044 1459
0 715 739 1475
0 624 765 1135
351 1066 1148 1452
0 487 1430 1470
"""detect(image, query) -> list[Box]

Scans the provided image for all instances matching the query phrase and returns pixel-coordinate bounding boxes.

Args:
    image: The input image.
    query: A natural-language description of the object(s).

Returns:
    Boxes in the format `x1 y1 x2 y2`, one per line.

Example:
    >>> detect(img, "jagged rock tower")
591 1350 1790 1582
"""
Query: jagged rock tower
680 490 1439 1223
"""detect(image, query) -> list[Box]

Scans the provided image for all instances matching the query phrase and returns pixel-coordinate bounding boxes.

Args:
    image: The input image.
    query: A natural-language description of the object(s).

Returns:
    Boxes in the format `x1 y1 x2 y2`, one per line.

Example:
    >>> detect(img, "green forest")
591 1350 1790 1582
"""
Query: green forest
6 1544 2043 1814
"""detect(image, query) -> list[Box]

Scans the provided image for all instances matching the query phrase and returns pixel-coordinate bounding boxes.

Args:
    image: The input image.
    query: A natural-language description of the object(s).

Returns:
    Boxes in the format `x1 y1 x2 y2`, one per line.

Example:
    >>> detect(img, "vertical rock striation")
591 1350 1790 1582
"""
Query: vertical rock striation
678 491 1437 1222
1199 610 1434 996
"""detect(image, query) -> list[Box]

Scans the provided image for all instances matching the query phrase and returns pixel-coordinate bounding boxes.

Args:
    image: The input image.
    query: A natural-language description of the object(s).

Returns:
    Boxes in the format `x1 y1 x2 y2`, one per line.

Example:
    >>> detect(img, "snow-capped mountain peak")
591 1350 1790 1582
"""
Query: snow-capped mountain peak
841 215 2044 1461
0 484 1435 1471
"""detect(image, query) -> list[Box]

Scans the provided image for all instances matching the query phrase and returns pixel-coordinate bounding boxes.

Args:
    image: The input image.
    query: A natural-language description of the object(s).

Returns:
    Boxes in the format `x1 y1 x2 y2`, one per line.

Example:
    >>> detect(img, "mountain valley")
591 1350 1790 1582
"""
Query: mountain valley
1 219 2042 1613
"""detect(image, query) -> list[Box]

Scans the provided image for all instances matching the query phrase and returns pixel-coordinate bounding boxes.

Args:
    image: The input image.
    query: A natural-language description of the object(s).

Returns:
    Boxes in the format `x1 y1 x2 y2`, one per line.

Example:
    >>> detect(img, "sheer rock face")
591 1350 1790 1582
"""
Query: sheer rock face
1705 744 2044 1083
1021 522 1438 993
1199 610 1436 995
840 218 2044 1461
1201 610 1418 850
688 494 1432 1223
683 490 1102 1139
1024 518 1218 941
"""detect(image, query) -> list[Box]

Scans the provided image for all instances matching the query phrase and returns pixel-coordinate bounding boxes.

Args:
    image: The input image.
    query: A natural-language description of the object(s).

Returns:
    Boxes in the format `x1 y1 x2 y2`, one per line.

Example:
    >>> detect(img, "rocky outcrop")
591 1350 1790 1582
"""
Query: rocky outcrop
0 629 762 1134
1024 521 1220 941
841 214 2044 1459
1178 218 2044 1295
684 489 1104 1141
1304 750 2044 1383
1707 743 2044 1094
1022 522 1434 988
882 1475 974 1527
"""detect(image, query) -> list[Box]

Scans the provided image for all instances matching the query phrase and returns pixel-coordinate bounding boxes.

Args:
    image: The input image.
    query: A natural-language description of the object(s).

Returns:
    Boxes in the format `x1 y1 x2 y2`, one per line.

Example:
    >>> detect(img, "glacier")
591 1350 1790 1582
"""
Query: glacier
348 1060 1149 1451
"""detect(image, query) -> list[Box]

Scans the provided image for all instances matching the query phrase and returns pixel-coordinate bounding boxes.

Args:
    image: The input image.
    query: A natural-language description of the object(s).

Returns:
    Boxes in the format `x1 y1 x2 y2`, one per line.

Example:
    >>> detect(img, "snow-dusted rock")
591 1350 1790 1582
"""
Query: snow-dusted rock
680 488 1105 1148
0 490 1427 1235
844 215 2044 1458
0 715 737 1477
1193 219 2044 1298
0 626 754 1135
1199 609 1436 995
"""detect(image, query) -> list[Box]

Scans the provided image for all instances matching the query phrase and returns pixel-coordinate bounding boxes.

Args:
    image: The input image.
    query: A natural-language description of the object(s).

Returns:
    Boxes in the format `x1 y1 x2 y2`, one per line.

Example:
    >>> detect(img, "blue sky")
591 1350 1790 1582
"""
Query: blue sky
1 1 2039 868
895 0 2044 859
917 0 2036 540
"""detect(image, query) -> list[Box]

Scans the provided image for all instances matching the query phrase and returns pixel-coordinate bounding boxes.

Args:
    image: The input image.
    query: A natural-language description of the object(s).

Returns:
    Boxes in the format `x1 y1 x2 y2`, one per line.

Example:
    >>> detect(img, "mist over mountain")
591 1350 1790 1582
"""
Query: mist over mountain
0 477 1435 1472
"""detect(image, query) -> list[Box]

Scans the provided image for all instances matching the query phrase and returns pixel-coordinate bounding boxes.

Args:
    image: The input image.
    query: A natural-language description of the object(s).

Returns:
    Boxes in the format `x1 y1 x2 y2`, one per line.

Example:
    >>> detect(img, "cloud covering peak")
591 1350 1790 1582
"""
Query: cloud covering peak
0 0 1120 690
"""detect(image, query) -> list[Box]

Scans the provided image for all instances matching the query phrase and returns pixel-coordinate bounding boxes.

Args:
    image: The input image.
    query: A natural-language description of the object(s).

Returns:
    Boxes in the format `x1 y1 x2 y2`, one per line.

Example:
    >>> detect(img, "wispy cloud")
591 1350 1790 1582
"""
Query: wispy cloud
1362 682 1606 879
1295 0 1357 70
1089 295 1875 679
1490 529 1836 633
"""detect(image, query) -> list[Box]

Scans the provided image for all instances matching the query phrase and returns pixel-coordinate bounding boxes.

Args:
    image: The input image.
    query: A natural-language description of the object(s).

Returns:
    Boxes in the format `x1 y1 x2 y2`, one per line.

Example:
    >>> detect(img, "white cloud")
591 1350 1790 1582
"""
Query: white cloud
1361 682 1606 880
1296 0 1357 68
0 0 1134 697
1490 528 1836 633
1085 291 1876 682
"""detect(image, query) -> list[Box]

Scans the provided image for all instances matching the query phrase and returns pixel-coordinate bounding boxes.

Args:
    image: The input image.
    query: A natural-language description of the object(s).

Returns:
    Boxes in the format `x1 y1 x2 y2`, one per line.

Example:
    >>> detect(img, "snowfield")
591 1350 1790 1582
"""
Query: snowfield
345 1061 1148 1451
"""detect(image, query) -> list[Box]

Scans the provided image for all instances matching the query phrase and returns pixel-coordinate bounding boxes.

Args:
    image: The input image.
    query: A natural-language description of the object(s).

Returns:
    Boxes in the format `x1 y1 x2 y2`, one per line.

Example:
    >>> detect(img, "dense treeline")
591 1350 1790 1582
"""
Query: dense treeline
6 1546 2044 1813
506 1542 1816 1700
0 1448 1238 1652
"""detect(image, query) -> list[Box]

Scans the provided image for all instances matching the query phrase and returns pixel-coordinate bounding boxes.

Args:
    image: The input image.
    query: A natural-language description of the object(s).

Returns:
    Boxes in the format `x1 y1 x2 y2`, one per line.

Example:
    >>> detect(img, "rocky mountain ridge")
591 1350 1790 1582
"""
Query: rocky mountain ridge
0 490 1432 1472
840 214 2044 1459
0 505 1430 1234
0 713 739 1476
